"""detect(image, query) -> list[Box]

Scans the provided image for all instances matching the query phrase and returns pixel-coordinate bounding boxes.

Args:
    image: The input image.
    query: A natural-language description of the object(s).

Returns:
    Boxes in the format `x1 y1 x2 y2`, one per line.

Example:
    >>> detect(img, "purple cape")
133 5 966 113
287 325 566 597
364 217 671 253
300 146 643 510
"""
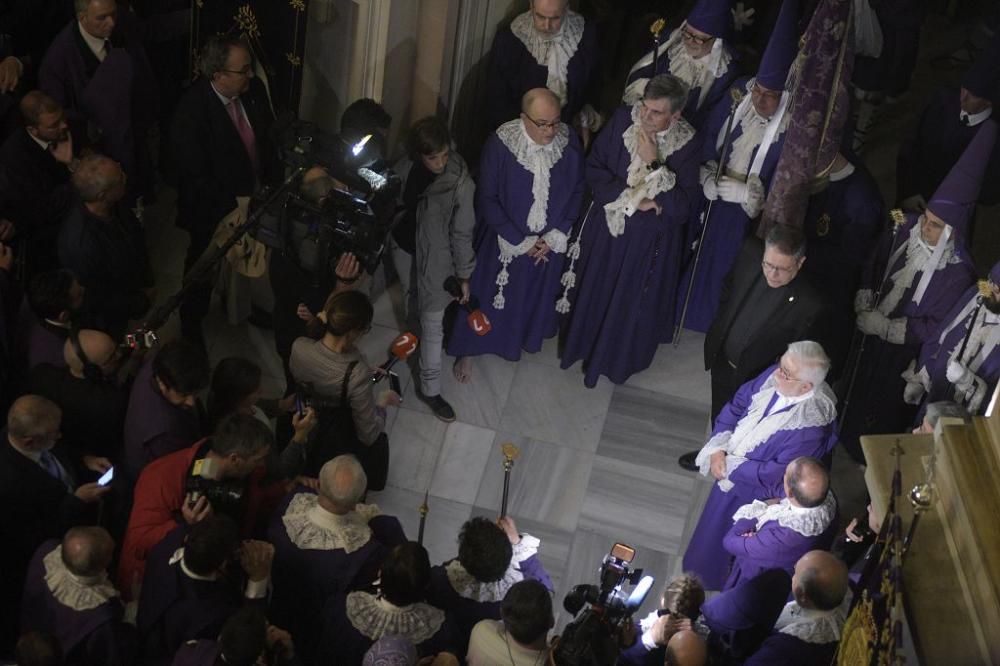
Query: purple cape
447 128 585 360
560 105 700 387
743 631 838 665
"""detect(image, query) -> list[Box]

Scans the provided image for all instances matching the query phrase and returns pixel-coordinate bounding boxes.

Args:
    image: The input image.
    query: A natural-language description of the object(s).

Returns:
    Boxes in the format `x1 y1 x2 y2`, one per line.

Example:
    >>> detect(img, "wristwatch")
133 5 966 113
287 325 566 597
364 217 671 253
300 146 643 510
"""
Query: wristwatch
647 160 663 171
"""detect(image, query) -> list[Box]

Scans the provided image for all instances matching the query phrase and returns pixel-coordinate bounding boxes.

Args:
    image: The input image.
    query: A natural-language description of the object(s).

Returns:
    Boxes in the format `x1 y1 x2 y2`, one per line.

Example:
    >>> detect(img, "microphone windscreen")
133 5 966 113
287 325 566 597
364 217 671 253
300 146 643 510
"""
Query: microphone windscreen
443 276 462 298
468 310 492 336
391 332 419 358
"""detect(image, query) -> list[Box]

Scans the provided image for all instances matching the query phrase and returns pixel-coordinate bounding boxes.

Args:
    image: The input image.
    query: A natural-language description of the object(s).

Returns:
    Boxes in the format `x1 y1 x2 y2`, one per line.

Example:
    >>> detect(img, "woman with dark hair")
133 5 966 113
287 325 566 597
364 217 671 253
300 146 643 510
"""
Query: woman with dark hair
288 290 399 486
387 116 476 423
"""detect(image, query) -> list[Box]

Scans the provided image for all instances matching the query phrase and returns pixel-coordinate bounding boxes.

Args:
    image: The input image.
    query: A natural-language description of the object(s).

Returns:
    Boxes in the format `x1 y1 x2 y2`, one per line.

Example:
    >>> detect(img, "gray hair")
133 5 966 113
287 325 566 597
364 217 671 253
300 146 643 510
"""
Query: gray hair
765 224 807 260
71 154 119 203
319 455 367 510
643 74 690 115
7 395 61 439
924 401 969 428
75 0 112 15
785 341 830 386
198 35 251 79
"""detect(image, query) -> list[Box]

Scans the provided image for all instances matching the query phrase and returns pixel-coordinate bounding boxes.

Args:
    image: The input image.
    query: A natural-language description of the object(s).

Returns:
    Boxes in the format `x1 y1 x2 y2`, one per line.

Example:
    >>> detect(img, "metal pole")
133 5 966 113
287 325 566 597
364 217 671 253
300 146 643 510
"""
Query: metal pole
417 490 429 545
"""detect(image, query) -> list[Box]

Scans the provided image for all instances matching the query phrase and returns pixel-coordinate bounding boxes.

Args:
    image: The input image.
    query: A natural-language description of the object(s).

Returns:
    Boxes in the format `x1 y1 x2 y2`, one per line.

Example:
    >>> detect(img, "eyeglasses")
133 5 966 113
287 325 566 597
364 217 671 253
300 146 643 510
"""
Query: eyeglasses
751 83 781 103
222 66 255 78
776 365 803 383
524 114 560 130
761 259 796 275
681 28 713 46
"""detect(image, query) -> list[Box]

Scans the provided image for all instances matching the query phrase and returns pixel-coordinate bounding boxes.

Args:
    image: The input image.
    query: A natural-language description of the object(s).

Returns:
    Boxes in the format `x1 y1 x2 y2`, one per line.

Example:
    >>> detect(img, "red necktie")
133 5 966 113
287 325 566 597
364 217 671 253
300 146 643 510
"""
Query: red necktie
227 98 258 170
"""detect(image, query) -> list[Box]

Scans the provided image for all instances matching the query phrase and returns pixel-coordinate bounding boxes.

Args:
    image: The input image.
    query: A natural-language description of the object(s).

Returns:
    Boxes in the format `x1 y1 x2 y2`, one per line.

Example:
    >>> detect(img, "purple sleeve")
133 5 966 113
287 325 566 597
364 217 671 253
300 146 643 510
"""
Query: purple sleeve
904 263 976 345
727 426 830 495
722 518 759 556
585 108 630 205
652 137 699 225
476 137 528 246
517 554 554 593
724 522 808 561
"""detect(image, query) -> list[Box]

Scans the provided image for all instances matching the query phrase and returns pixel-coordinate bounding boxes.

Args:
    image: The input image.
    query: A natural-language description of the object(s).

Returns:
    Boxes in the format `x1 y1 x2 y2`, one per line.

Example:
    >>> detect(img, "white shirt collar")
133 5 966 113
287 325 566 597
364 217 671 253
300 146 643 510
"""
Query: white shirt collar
170 548 218 582
960 106 993 127
27 129 51 152
772 387 815 412
211 81 237 105
828 161 855 182
78 22 108 62
8 438 43 463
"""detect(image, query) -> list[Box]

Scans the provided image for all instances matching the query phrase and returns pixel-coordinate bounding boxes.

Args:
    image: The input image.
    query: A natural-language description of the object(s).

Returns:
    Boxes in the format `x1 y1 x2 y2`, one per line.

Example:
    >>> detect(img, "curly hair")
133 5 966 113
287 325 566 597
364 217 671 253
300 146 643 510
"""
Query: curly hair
457 517 513 583
661 574 705 620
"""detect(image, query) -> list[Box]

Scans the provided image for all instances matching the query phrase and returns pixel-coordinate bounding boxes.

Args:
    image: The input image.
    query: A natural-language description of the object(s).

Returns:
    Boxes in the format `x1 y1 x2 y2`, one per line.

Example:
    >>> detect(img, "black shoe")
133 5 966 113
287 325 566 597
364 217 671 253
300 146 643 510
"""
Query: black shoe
422 394 456 422
678 451 700 472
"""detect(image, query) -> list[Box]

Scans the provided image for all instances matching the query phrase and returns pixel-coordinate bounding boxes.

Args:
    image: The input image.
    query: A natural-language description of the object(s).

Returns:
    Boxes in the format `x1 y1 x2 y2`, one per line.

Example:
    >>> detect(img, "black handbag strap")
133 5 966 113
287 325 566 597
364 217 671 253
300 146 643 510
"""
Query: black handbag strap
340 361 358 405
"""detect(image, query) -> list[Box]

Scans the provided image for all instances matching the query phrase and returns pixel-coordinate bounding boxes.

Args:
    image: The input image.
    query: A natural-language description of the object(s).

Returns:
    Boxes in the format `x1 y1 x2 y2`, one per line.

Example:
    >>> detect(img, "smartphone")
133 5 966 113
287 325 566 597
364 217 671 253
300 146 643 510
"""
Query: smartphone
97 467 114 487
388 371 402 402
294 395 305 417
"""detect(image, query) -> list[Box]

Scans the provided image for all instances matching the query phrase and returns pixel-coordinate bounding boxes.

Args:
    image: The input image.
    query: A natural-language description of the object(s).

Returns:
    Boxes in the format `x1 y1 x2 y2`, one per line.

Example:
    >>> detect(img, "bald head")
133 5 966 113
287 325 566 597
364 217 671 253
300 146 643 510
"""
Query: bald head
318 455 367 513
784 457 829 508
664 629 707 666
64 329 118 378
61 527 114 578
7 395 61 446
792 550 848 611
521 88 560 117
72 154 125 205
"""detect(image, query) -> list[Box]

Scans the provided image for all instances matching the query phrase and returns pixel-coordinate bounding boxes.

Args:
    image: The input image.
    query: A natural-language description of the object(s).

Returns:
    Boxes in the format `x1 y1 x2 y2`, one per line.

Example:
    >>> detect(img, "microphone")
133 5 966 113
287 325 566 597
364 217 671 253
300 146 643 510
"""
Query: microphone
372 332 419 382
443 276 492 336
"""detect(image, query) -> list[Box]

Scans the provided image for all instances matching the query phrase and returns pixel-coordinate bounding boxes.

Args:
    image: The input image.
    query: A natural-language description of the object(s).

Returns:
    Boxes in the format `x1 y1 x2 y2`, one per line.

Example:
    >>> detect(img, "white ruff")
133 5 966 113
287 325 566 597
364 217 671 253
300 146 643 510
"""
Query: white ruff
604 104 694 237
697 375 836 492
877 222 958 314
510 10 585 107
444 560 524 603
43 546 119 611
345 592 445 643
943 301 1000 375
281 493 380 553
732 492 837 537
774 594 852 644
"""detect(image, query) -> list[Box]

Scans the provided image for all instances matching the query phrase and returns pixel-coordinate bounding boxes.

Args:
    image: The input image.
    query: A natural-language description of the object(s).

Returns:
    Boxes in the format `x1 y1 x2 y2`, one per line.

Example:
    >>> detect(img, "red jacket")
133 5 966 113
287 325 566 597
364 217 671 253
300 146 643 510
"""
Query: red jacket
117 440 285 600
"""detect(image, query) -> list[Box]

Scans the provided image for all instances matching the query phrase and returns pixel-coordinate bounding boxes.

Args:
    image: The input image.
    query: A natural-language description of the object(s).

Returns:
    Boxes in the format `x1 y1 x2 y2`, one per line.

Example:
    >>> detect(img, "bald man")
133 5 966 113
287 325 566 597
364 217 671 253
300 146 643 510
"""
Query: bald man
0 395 108 654
744 551 850 665
28 329 127 459
267 455 405 662
665 630 707 666
448 88 584 377
20 527 138 665
721 457 838 590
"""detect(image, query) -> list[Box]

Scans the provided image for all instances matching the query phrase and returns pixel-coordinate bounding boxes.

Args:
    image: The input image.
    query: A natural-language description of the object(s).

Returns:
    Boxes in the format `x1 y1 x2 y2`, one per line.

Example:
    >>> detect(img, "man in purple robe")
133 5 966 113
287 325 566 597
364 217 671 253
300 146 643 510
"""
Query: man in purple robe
137 515 273 665
839 122 992 462
449 88 583 379
38 0 157 203
622 0 739 130
701 568 791 663
743 550 850 665
905 260 1000 417
682 341 838 590
559 74 699 388
722 457 837 590
677 0 799 333
20 527 138 666
486 0 600 139
170 607 296 666
14 269 83 376
427 516 552 654
268 455 406 663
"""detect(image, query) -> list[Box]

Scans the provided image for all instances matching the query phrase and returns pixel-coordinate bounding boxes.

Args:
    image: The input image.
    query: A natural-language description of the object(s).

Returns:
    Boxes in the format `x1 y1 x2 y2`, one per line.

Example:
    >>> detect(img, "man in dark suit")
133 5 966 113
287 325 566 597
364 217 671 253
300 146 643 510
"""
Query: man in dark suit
679 225 828 471
0 91 83 276
0 395 110 658
171 34 278 346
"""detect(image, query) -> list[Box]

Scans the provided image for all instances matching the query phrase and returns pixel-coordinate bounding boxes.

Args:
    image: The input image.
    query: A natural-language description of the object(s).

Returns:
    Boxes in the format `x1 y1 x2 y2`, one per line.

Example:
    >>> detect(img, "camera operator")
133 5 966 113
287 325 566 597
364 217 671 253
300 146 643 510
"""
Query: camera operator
118 413 291 600
289 290 399 486
467 579 554 666
269 164 364 384
617 574 704 666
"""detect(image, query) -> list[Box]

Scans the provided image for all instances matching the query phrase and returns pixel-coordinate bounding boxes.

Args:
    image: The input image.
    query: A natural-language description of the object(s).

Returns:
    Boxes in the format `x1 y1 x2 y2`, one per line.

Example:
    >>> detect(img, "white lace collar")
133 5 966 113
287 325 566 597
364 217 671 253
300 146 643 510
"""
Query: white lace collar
624 25 730 108
879 221 958 314
345 591 445 643
43 546 119 611
774 593 852 644
444 560 523 603
509 10 585 107
732 491 837 537
281 493 379 553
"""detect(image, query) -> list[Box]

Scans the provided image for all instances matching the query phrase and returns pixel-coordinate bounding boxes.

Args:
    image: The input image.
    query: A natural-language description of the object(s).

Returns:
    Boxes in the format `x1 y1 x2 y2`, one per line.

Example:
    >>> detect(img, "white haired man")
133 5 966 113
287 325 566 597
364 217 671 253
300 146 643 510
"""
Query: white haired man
682 341 838 590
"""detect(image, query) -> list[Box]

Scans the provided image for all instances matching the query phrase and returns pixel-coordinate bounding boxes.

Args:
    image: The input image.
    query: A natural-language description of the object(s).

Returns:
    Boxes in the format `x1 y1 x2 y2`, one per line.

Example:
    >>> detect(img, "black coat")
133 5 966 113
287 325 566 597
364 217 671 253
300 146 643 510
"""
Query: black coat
705 238 829 389
170 77 278 239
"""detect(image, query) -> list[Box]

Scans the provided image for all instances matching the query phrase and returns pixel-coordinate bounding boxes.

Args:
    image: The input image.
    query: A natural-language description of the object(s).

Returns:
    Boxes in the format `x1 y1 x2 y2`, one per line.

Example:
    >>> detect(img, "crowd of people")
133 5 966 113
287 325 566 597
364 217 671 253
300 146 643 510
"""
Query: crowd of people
0 0 998 664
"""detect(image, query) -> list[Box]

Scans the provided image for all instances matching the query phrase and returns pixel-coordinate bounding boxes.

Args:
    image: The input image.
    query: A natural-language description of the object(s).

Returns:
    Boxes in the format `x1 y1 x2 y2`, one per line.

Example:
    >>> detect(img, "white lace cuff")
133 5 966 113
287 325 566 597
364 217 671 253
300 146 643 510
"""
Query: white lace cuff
854 289 873 314
512 534 540 563
886 318 907 344
732 499 769 522
499 234 539 259
542 229 569 254
740 175 765 218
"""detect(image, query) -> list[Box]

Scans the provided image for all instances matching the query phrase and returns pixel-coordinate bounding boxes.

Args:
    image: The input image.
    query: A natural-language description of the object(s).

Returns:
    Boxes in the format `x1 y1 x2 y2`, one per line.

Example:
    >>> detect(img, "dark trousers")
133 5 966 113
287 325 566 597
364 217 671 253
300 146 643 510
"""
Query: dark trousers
179 228 215 348
710 354 741 425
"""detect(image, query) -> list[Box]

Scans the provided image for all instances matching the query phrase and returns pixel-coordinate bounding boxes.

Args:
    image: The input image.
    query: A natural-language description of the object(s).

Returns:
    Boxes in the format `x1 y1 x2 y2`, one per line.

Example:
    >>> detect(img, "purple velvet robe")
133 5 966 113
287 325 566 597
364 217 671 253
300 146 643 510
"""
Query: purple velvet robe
486 18 599 128
679 79 788 333
447 128 585 360
682 367 838 590
625 41 740 129
722 508 839 591
425 555 553 654
560 105 700 387
267 490 406 662
169 639 221 666
122 350 203 485
914 287 1000 416
743 632 837 666
838 215 976 454
20 540 138 666
853 0 927 98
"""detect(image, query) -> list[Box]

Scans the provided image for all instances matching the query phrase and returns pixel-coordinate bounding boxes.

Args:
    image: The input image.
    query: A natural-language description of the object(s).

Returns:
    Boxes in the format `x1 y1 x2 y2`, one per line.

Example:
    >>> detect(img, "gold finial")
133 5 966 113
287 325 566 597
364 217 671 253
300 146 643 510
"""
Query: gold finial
501 442 520 470
730 86 744 104
978 279 992 297
418 490 429 517
889 208 905 227
650 18 666 38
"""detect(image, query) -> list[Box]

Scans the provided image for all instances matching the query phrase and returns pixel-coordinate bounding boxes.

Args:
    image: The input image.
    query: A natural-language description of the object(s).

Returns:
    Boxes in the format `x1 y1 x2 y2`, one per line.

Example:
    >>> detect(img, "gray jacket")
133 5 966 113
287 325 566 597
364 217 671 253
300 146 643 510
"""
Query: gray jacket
394 152 476 312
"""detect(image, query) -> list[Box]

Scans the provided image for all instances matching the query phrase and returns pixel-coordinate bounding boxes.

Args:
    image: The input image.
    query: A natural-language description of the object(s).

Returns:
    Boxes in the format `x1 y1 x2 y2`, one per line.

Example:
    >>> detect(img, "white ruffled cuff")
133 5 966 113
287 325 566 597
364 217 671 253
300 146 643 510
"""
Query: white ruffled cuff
854 289 873 314
542 229 569 254
622 78 649 106
575 104 604 132
511 533 540 563
498 234 539 259
695 431 732 476
741 175 765 218
886 318 907 344
699 161 719 186
733 499 769 522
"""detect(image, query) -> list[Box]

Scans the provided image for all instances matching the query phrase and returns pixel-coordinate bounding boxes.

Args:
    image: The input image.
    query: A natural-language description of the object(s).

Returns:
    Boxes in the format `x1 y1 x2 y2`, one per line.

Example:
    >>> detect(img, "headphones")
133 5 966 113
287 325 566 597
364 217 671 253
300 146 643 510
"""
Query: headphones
69 327 103 382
